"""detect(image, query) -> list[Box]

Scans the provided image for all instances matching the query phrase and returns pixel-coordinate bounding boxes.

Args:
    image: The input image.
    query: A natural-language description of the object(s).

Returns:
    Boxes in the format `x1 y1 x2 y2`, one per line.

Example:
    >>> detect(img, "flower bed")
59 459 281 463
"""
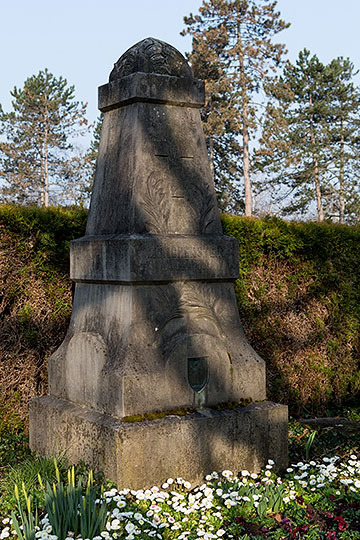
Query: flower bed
1 455 359 540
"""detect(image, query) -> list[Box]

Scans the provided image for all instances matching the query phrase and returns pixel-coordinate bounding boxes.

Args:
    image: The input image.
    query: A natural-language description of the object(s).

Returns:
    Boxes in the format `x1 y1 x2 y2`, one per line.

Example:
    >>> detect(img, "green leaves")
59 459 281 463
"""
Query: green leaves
11 483 38 540
182 0 289 213
0 69 91 206
42 463 108 540
257 50 360 223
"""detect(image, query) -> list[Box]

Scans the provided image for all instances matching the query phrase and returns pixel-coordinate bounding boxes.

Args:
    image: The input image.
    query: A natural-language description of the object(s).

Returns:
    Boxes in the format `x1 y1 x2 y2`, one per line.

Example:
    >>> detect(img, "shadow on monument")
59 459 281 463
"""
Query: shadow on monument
29 38 288 488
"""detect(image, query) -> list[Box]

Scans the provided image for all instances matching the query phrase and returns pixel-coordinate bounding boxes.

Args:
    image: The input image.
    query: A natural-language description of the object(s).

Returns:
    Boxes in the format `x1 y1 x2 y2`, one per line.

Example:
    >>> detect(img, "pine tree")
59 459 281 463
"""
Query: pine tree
182 0 289 214
256 51 360 222
0 69 89 206
324 58 360 223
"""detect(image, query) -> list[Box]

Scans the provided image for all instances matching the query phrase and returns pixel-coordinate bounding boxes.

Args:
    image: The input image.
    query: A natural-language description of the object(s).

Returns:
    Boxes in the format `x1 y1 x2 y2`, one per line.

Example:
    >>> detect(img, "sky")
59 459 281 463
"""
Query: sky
1 0 360 147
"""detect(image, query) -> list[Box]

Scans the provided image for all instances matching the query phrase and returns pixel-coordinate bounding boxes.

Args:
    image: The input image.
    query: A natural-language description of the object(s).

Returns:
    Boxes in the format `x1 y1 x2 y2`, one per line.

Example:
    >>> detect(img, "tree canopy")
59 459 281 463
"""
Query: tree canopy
182 0 289 214
0 69 90 206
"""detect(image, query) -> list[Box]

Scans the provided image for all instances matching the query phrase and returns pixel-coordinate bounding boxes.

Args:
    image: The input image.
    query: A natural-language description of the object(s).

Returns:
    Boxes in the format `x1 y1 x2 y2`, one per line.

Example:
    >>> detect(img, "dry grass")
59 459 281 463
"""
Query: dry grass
240 257 359 414
0 226 72 428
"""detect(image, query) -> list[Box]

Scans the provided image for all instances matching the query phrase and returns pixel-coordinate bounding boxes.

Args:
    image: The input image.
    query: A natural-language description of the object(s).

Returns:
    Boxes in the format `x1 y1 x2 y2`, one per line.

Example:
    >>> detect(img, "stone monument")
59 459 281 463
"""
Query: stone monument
30 38 288 488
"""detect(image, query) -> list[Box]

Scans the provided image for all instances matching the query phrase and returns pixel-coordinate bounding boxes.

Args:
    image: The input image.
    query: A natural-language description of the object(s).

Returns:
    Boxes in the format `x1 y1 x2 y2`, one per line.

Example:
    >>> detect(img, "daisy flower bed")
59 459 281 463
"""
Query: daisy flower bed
1 456 359 540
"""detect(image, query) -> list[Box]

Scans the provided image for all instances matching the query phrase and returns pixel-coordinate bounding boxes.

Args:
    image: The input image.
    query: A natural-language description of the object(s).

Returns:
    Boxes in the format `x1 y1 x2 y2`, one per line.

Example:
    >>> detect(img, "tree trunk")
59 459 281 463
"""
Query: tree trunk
237 14 252 216
339 122 345 224
43 94 49 207
309 94 324 222
314 155 324 222
242 119 252 216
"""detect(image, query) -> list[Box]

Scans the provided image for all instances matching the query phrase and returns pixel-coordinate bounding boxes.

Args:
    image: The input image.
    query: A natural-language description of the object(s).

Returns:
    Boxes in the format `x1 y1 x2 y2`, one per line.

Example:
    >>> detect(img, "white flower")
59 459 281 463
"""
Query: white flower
264 470 271 477
117 500 126 508
125 523 135 534
286 468 294 473
216 530 225 537
183 481 191 489
222 470 233 478
134 513 143 521
112 519 122 530
241 470 249 477
283 496 290 504
250 473 258 479
161 483 169 489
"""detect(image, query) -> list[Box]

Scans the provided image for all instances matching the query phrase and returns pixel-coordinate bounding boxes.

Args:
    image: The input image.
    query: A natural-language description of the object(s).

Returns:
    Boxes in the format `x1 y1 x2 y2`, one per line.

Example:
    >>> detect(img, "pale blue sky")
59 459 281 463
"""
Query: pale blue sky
1 0 359 143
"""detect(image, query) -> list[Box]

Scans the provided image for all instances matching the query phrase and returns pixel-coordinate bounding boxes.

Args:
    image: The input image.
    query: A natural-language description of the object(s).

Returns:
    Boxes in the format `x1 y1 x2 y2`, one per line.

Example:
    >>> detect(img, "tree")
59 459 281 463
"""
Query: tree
256 50 329 221
182 0 289 214
0 69 90 206
323 57 360 223
256 51 360 222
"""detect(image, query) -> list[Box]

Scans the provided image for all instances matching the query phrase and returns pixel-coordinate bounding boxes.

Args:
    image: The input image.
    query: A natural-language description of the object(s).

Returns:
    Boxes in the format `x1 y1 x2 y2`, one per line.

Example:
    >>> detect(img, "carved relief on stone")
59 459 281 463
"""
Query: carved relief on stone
139 170 217 234
152 282 225 354
141 172 171 234
109 38 194 81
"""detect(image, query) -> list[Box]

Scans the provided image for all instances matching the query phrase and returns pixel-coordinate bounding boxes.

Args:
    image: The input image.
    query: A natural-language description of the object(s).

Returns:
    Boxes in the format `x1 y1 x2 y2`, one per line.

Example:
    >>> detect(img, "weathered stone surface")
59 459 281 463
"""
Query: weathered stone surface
98 73 204 111
109 38 194 80
30 37 288 484
30 396 288 489
49 281 266 417
70 235 239 282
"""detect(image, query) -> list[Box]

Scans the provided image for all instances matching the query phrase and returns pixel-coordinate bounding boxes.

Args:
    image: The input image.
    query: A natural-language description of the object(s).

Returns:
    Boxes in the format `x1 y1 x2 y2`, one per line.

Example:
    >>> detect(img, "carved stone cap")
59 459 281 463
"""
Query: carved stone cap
109 37 194 81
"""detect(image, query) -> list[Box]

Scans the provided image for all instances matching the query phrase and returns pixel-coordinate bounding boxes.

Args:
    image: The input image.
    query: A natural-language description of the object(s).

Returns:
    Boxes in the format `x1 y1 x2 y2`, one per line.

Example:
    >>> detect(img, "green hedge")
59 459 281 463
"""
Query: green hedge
0 205 359 419
222 214 360 414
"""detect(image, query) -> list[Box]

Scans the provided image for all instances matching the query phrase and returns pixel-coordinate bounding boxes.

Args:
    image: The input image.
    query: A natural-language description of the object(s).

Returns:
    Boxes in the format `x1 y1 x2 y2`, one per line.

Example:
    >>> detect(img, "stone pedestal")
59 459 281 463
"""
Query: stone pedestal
30 397 287 489
30 38 288 486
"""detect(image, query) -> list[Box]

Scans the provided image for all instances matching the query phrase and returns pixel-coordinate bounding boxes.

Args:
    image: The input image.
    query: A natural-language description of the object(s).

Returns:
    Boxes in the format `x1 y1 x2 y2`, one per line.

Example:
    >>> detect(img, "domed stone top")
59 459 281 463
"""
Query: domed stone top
109 37 194 81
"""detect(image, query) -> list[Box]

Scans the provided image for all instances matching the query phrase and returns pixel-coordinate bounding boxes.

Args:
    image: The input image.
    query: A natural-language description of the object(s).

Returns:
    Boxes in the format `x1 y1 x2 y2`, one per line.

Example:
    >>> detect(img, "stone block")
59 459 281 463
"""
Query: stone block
98 73 205 112
70 234 239 283
30 396 288 489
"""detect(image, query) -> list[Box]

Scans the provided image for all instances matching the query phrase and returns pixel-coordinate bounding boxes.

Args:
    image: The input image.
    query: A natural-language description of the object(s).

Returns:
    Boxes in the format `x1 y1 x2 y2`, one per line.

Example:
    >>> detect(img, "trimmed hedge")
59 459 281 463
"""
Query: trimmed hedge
222 214 360 414
0 205 359 424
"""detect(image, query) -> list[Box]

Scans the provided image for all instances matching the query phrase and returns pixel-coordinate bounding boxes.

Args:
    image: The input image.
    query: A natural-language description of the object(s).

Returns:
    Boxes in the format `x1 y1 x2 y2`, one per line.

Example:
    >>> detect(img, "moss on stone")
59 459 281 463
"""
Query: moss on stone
121 407 196 423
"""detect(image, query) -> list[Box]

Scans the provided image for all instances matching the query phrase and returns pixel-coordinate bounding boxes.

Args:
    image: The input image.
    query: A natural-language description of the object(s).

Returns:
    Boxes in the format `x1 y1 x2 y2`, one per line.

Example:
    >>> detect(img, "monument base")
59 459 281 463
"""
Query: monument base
30 396 288 489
